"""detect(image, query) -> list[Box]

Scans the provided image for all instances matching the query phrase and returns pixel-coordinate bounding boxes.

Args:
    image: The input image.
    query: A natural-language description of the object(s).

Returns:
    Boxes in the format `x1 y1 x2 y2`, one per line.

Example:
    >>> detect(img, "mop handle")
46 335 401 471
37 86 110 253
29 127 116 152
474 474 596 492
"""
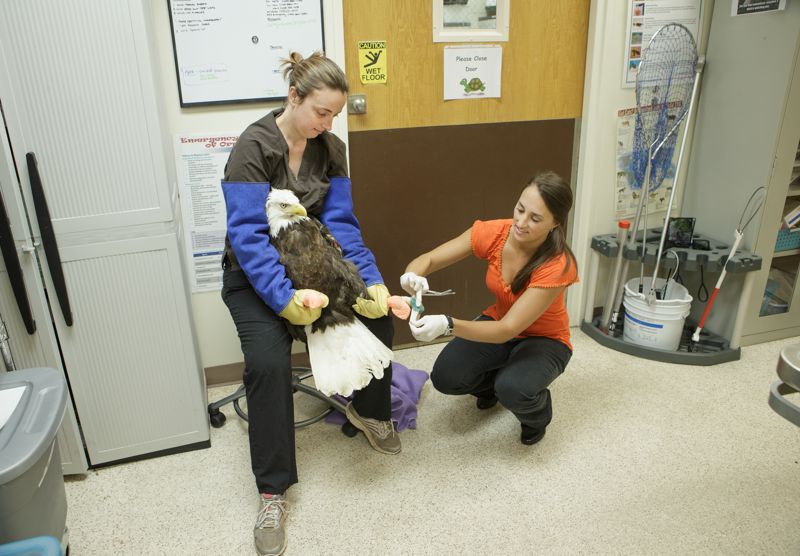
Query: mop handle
691 230 743 342
601 220 631 332
627 154 653 254
607 260 629 332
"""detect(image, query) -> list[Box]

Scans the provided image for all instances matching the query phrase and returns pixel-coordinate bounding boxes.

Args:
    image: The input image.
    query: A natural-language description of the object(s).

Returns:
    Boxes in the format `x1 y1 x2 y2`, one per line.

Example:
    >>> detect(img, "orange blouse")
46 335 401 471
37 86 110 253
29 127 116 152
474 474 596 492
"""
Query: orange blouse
471 219 579 350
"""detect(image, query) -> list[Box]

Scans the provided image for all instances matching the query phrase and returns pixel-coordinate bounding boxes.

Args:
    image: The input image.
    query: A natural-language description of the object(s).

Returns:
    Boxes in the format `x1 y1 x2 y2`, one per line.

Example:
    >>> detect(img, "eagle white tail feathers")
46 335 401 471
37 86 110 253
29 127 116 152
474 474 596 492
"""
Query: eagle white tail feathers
305 319 392 397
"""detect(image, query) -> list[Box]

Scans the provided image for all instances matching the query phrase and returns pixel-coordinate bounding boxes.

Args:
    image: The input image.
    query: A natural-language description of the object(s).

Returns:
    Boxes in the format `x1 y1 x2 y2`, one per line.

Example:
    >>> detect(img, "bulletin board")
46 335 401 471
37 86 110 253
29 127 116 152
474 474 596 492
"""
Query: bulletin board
167 0 325 106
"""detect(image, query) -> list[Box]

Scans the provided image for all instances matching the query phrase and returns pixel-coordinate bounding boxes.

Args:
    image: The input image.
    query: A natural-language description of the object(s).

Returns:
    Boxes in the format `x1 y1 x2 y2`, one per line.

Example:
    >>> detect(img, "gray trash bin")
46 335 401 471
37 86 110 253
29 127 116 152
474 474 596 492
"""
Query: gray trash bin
0 368 68 547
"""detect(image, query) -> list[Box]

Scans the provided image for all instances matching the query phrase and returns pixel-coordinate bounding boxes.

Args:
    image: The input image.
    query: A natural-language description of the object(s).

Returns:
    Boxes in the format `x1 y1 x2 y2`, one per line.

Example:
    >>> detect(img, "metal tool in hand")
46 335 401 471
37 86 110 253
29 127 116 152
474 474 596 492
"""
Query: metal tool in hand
409 289 455 326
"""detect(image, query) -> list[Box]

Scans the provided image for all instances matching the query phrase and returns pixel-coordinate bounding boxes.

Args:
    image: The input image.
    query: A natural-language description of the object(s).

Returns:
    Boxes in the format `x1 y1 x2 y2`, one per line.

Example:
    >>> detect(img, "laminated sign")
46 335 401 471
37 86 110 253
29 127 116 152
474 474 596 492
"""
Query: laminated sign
358 40 387 84
443 45 502 100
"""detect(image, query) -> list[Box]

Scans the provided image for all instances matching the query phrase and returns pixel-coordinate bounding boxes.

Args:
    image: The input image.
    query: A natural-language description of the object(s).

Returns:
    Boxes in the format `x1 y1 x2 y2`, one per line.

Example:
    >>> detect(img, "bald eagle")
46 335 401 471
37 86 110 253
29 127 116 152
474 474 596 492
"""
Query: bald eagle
266 188 392 397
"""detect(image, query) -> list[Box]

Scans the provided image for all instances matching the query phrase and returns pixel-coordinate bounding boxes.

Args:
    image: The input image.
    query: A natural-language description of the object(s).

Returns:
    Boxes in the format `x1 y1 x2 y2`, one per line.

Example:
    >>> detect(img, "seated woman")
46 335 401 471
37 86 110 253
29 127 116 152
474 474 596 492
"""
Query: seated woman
221 52 397 556
401 171 578 445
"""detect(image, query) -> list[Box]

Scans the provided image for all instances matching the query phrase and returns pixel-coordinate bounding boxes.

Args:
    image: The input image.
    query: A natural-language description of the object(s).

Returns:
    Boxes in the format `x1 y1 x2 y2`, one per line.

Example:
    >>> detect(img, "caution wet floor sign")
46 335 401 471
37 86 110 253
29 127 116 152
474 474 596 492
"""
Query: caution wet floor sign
358 40 387 84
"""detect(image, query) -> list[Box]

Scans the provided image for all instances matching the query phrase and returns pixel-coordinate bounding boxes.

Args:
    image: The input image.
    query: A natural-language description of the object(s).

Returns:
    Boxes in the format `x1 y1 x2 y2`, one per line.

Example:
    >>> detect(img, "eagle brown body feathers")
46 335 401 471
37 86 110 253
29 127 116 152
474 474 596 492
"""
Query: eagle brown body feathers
272 217 368 336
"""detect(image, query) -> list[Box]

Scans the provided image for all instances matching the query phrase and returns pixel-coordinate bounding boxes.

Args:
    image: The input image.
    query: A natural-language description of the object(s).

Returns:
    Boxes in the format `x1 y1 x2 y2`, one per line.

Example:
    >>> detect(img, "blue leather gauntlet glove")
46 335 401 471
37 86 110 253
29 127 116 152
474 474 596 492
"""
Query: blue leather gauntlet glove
320 177 384 287
221 181 294 314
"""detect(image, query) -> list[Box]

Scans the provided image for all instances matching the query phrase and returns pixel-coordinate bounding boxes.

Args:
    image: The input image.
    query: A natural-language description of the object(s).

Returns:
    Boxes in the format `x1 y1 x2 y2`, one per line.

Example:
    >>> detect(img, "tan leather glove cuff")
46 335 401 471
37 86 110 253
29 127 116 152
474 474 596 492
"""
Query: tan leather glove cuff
352 284 390 319
278 289 329 325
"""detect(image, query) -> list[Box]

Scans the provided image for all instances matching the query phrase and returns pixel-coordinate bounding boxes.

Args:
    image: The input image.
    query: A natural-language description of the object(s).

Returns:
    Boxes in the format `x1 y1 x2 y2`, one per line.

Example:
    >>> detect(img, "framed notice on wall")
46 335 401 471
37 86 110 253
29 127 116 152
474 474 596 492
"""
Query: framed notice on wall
167 0 324 107
731 0 786 16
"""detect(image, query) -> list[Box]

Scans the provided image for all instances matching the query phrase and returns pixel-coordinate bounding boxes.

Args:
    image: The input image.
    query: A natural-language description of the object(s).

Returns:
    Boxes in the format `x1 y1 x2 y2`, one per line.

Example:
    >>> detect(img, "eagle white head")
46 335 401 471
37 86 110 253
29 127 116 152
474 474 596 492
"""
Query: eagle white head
266 188 308 238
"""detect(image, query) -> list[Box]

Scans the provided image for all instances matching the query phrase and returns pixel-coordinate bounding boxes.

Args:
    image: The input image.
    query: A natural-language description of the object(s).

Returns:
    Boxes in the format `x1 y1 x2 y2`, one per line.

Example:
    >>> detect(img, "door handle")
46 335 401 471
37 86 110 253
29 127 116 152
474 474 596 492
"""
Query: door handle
21 241 40 253
26 152 73 326
0 189 36 333
348 94 367 115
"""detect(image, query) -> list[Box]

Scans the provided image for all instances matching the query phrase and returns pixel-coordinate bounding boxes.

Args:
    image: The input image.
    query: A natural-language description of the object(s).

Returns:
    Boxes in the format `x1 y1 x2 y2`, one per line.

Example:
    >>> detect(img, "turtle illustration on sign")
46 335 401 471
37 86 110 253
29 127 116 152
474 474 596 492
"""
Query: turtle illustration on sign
459 77 486 94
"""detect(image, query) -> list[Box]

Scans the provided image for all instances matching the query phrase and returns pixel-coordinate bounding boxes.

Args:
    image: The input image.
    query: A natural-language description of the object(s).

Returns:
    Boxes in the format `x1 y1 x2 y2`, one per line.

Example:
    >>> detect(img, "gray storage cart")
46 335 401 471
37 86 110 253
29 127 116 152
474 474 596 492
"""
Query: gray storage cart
0 368 69 549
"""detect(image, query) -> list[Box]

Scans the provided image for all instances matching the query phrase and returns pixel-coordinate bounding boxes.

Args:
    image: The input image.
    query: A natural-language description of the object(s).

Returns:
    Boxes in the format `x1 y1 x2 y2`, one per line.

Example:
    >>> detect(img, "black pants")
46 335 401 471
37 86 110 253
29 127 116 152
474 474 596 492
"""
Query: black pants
222 269 393 494
430 316 572 431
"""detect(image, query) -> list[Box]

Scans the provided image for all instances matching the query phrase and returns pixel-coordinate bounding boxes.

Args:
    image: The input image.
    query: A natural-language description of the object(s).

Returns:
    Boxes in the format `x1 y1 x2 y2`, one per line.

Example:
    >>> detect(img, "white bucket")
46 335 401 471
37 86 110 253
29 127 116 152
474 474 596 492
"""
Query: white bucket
622 277 692 351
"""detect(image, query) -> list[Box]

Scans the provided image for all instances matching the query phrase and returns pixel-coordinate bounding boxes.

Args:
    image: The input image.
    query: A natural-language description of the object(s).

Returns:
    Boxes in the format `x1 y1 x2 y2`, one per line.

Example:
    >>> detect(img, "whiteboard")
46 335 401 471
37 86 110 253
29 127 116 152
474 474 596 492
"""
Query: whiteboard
167 0 325 106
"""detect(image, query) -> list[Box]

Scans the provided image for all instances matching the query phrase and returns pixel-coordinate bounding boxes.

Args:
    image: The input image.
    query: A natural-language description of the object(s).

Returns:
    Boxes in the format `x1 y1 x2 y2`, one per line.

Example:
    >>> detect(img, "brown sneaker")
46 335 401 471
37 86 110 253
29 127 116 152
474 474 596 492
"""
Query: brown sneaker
345 402 401 455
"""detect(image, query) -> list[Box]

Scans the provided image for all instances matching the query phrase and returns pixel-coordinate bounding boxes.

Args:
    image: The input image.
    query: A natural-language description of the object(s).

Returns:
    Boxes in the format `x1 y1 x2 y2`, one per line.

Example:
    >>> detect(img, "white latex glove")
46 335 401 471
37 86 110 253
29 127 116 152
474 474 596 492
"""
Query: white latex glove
409 314 449 342
400 272 429 296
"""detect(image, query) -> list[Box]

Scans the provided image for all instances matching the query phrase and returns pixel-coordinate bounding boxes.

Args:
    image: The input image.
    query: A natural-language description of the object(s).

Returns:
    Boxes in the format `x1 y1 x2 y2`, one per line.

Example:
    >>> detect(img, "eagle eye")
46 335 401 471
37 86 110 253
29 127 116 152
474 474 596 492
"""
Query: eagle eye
279 203 288 209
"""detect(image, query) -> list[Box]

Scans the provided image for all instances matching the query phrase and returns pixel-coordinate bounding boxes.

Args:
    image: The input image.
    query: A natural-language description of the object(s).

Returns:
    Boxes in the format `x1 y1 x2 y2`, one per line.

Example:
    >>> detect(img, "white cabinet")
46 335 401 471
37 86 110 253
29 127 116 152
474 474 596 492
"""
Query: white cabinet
682 0 800 347
0 0 208 471
743 60 800 342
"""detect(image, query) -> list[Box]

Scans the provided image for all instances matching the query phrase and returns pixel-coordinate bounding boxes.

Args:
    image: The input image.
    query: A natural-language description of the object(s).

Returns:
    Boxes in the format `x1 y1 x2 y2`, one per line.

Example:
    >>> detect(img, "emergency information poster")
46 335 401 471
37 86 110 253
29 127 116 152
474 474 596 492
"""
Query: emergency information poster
175 133 238 292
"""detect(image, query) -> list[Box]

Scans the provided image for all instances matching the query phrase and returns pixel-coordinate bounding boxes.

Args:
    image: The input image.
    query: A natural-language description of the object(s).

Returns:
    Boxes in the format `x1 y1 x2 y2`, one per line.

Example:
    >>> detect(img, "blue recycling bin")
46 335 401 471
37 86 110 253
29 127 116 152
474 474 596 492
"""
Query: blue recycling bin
0 536 62 556
0 368 68 549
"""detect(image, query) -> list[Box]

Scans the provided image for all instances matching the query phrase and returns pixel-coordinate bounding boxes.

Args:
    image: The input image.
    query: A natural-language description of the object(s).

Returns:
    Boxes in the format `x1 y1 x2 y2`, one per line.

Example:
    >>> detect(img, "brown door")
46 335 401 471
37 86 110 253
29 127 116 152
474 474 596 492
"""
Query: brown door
342 0 589 345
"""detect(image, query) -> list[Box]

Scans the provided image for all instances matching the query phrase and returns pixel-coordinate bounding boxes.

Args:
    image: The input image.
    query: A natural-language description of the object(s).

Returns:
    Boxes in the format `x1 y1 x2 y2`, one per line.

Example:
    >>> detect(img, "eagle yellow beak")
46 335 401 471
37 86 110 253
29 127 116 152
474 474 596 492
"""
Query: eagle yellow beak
290 204 307 217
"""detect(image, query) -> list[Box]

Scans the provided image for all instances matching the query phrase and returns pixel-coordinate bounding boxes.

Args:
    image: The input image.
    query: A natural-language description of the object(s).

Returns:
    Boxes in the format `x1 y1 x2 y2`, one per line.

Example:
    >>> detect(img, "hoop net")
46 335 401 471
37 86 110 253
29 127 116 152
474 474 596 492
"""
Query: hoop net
629 24 698 193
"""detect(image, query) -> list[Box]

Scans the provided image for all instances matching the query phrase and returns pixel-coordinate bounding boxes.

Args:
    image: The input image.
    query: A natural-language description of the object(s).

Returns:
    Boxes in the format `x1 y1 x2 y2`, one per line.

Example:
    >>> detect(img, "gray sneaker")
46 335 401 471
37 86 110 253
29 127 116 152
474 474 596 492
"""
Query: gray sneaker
254 494 288 556
345 402 401 455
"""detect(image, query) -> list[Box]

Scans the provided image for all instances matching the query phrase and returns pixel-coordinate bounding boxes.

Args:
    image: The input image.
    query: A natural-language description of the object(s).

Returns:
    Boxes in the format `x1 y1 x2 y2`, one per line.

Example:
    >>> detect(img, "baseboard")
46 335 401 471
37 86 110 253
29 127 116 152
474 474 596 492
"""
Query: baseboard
739 325 800 347
205 363 243 387
205 351 313 387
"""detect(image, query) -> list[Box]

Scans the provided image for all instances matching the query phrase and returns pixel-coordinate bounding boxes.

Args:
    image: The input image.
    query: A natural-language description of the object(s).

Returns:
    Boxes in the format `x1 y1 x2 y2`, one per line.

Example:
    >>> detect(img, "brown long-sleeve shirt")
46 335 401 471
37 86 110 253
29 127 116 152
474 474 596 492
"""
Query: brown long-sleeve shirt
222 109 348 270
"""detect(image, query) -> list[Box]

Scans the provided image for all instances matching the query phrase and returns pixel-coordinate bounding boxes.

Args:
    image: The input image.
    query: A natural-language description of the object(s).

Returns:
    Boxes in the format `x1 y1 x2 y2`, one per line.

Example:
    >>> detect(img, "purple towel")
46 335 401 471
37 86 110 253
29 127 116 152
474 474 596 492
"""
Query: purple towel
325 362 429 431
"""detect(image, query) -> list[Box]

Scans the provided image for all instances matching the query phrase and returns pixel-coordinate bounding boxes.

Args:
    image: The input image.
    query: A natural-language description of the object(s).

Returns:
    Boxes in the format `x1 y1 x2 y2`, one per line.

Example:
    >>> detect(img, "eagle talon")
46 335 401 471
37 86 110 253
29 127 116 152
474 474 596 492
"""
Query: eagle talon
301 290 327 309
387 295 412 320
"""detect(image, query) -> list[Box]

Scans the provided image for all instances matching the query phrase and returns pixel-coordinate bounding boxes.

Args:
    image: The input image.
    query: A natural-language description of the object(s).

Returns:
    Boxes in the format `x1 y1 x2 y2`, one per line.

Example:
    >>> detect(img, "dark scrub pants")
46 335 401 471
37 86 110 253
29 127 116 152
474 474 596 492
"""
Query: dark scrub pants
430 316 571 431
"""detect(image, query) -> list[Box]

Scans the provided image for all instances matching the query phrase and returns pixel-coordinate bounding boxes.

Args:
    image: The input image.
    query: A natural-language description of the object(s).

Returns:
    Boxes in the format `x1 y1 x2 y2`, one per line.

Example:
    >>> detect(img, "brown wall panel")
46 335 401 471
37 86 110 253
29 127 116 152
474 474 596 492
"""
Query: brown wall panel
349 118 575 346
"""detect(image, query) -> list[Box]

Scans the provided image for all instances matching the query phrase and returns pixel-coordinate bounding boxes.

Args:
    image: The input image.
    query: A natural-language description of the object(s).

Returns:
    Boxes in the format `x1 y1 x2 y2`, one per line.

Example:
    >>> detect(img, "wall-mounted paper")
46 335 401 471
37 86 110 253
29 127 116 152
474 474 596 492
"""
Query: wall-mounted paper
443 45 502 100
623 0 703 88
175 134 239 292
732 0 786 16
614 107 676 218
358 41 388 84
168 0 324 106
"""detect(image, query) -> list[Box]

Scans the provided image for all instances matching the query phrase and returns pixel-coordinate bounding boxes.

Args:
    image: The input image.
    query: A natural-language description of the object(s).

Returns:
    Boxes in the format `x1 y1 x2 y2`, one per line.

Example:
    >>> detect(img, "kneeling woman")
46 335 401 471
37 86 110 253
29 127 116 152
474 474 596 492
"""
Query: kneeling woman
402 171 578 445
